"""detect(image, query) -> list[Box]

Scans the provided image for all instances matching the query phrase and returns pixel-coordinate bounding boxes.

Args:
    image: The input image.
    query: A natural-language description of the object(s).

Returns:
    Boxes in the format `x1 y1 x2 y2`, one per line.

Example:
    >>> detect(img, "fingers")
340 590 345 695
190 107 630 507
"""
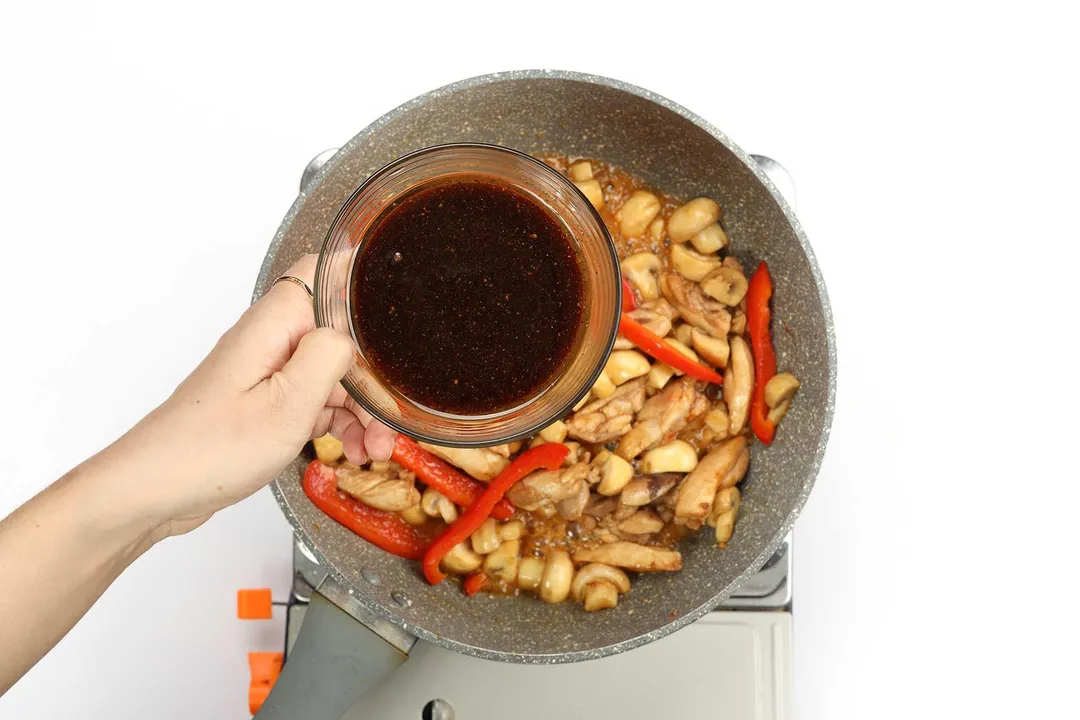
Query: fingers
361 415 396 462
197 255 324 392
312 393 397 464
254 253 322 356
312 405 369 465
273 327 355 431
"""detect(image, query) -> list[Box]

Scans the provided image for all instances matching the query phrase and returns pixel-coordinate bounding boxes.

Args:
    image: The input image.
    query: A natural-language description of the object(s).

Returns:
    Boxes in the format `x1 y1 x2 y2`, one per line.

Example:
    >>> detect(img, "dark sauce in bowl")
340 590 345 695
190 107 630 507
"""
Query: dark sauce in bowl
350 178 585 416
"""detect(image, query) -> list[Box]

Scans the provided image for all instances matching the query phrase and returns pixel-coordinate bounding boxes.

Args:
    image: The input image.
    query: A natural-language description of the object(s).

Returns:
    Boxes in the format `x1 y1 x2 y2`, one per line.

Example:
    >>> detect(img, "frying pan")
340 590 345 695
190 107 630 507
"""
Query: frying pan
252 70 835 719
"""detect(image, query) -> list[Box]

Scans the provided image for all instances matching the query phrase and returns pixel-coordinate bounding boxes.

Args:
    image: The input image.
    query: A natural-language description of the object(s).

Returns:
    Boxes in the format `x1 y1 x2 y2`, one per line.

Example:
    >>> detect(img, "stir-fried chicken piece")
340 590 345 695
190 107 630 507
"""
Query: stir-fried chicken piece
613 306 673 350
616 509 665 535
418 443 510 482
566 377 647 443
674 436 748 523
642 297 679 321
616 377 700 459
660 272 731 338
506 462 591 513
336 464 420 512
556 481 590 520
573 542 682 571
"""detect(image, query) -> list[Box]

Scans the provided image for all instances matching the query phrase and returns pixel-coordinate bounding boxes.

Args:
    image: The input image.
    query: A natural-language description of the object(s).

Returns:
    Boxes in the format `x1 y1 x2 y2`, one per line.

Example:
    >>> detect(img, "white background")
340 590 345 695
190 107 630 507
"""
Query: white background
1 2 1077 718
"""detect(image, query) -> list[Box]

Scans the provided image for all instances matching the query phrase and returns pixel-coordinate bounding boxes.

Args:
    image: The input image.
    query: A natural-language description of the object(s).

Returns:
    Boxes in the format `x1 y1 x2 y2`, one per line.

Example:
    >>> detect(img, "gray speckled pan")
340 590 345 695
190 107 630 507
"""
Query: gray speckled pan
255 71 836 664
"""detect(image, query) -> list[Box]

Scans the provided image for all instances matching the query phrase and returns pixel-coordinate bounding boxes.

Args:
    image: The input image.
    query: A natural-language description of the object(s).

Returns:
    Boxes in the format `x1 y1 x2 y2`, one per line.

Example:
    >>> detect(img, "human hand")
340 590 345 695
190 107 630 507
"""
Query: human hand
100 254 395 540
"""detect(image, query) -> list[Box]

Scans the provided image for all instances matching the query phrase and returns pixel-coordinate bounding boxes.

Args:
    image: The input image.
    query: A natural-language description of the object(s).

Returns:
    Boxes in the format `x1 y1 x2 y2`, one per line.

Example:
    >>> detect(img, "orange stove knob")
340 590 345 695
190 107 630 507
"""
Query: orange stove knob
247 651 283 714
236 588 273 620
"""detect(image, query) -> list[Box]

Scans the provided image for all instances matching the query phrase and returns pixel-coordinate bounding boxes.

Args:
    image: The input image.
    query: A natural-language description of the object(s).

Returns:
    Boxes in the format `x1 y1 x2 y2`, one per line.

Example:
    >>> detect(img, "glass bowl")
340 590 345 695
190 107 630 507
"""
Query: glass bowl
314 143 621 447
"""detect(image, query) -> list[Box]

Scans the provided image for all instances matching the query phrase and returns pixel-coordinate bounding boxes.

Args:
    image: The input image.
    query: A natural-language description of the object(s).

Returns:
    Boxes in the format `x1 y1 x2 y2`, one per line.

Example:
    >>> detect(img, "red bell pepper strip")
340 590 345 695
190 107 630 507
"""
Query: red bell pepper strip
463 572 489 596
423 443 569 585
618 314 723 384
621 277 638 312
392 435 514 520
746 261 778 445
302 460 429 560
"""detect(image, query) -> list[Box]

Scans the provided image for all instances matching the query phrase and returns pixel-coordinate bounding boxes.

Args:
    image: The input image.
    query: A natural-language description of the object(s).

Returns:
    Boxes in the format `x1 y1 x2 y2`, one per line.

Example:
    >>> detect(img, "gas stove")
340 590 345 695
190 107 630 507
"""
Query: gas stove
246 150 799 720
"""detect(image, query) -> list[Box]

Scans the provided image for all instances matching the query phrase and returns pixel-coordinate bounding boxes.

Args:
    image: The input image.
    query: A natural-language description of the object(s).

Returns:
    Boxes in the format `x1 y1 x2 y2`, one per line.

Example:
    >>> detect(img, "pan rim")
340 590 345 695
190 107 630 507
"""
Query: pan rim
257 68 837 664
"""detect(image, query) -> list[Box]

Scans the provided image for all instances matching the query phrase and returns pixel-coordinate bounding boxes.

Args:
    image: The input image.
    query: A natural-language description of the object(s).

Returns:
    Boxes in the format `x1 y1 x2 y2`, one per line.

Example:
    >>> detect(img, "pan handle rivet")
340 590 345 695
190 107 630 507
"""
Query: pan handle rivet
361 569 381 585
391 591 412 608
422 699 454 720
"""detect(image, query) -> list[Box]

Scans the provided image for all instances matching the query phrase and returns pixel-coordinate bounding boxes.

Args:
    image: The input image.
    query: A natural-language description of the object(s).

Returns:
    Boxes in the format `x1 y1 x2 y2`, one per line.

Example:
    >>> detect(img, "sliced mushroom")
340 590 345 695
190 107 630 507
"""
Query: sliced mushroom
703 405 730 438
539 420 568 444
312 433 344 464
604 350 651 385
591 371 617 399
674 436 747 523
570 563 631 601
648 217 665 241
707 486 739 526
648 362 676 390
730 309 747 336
566 376 647 444
668 197 721 243
442 542 483 574
671 243 721 282
689 223 729 254
765 373 801 410
722 255 745 275
470 518 501 555
539 550 574 603
597 452 633 496
574 179 605 210
484 539 520 583
620 473 681 506
499 520 523 541
723 336 754 435
617 508 666 535
660 272 732 339
569 160 593 182
768 399 792 426
701 266 749 306
418 443 510 482
583 581 620 611
712 487 741 547
400 503 427 526
691 327 730 368
641 440 699 474
421 487 458 524
621 252 662 300
673 322 694 347
517 557 545 591
563 441 587 466
661 338 699 376
572 542 682 572
616 190 661 237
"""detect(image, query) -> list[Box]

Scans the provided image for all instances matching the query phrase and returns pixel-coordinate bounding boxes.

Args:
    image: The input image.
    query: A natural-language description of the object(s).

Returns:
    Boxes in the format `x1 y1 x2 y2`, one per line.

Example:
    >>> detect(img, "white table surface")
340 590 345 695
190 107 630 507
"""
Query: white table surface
1 2 1077 718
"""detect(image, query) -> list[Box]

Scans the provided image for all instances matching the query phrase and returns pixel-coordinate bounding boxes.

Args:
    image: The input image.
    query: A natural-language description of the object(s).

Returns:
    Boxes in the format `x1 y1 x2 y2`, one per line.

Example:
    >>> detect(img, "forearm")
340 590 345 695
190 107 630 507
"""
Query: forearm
0 450 158 695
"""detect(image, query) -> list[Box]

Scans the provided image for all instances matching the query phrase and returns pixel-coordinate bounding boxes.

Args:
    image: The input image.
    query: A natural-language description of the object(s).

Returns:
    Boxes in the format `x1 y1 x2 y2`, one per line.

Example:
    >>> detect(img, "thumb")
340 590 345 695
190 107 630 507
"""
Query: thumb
274 327 356 425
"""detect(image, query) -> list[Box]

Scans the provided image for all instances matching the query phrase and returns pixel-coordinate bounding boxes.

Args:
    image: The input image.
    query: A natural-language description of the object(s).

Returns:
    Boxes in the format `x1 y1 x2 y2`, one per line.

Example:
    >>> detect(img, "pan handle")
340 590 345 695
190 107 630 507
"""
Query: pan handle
749 154 796 210
255 589 407 720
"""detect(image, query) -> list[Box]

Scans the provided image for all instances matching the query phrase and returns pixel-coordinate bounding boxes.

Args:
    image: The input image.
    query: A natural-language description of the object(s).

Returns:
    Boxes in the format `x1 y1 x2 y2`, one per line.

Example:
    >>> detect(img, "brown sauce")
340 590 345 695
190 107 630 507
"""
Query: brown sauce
351 178 585 415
